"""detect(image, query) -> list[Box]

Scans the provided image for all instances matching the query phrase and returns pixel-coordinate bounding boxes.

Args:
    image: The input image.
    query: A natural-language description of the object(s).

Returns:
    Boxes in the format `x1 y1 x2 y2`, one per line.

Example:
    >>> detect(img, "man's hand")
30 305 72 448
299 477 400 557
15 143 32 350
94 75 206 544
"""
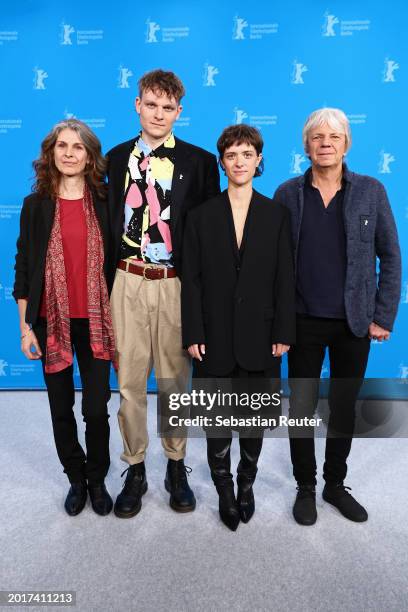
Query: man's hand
272 343 290 357
368 322 390 342
21 330 42 360
188 344 206 361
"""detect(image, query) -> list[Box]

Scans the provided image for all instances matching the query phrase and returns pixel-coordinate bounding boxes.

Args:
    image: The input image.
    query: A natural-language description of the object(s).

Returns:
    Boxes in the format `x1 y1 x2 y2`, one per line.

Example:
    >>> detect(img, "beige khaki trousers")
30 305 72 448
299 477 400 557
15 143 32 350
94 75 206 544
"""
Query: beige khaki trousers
110 267 190 465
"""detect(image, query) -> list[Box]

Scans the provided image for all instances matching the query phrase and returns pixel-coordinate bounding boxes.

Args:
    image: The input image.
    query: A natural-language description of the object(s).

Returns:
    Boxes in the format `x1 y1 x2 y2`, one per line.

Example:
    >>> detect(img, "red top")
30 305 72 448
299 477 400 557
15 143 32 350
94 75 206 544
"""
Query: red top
40 198 88 318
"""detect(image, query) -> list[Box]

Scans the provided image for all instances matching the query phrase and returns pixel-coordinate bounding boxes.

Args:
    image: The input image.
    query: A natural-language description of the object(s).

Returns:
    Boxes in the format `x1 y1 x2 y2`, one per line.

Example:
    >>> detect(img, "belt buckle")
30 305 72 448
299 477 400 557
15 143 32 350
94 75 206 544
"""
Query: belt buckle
143 265 155 280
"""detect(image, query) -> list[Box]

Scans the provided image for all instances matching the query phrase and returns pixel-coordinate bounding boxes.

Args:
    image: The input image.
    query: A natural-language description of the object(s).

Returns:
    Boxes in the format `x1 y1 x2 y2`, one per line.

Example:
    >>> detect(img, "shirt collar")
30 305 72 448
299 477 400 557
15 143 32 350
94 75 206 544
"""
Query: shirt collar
135 131 175 157
305 165 347 190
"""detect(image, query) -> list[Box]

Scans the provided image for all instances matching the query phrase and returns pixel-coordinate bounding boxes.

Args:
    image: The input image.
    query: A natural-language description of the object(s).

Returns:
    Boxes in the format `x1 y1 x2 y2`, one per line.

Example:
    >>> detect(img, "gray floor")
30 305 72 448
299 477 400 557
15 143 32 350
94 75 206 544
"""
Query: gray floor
1 391 407 612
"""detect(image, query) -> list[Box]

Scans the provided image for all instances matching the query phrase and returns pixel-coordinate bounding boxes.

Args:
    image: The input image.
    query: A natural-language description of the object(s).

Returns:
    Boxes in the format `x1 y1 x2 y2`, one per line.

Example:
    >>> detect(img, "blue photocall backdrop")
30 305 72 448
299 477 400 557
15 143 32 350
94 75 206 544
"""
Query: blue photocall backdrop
1 0 407 391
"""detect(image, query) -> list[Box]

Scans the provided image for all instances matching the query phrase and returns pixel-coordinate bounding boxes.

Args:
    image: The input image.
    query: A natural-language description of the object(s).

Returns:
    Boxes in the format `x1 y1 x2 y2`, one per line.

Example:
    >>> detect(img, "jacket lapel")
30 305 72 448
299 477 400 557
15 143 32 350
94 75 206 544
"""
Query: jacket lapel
223 190 240 264
171 137 193 231
109 138 134 196
92 196 109 260
342 171 354 238
41 197 56 243
108 139 134 244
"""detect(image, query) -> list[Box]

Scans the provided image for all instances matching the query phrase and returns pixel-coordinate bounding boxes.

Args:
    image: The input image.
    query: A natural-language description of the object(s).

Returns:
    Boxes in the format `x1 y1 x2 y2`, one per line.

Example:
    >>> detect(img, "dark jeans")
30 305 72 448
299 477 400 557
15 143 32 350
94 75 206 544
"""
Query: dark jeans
288 315 371 486
194 363 281 483
34 318 111 484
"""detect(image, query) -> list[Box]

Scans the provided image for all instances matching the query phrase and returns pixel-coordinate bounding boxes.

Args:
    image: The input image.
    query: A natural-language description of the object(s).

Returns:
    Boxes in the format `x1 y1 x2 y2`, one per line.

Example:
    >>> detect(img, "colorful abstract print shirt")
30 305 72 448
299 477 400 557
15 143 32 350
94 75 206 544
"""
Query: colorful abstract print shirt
120 132 175 266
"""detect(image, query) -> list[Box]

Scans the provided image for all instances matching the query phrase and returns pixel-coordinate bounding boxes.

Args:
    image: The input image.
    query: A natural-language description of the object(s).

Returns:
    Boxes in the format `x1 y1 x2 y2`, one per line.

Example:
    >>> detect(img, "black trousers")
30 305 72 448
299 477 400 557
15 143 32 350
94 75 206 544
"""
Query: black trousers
194 362 281 484
34 318 111 484
288 315 371 486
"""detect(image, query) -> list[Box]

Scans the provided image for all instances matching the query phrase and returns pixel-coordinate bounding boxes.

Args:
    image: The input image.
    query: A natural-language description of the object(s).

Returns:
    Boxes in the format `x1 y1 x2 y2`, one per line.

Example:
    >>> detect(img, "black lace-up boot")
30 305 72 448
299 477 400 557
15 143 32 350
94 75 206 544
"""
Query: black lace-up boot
165 459 196 512
114 462 148 518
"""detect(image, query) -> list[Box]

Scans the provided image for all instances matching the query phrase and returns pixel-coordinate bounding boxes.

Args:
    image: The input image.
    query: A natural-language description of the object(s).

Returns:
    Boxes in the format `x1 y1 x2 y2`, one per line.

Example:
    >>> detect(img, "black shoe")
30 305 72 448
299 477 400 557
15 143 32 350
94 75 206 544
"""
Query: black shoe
114 463 148 518
216 483 240 531
323 483 368 522
88 482 113 516
164 459 196 512
64 482 87 516
237 475 255 523
293 485 317 526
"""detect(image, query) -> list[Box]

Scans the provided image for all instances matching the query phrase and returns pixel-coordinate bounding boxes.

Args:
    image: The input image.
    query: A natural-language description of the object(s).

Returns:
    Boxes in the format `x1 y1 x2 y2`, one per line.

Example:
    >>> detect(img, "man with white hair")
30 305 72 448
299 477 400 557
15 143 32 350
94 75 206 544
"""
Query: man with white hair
274 108 401 525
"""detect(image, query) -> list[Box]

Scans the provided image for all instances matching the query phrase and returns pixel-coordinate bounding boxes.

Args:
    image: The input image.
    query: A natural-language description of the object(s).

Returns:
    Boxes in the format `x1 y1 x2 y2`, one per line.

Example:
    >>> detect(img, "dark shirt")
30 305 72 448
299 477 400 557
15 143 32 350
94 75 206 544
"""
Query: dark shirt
296 171 346 318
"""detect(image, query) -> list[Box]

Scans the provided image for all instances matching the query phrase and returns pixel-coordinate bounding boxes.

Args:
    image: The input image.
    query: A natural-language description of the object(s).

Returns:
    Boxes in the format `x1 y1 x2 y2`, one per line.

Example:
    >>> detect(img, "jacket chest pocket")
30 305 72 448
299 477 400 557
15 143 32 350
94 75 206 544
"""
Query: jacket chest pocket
360 215 374 242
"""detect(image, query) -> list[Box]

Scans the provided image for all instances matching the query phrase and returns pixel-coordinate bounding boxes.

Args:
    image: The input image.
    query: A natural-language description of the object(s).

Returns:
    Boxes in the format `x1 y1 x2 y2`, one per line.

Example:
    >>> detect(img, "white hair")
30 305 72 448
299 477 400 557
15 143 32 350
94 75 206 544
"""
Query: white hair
302 107 352 154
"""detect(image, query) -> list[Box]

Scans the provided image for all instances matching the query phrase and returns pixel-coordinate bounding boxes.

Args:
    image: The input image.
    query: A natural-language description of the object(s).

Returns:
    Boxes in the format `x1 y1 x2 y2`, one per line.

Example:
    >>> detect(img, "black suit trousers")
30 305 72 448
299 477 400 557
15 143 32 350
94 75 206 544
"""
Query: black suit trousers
288 315 371 485
34 318 111 484
194 363 281 484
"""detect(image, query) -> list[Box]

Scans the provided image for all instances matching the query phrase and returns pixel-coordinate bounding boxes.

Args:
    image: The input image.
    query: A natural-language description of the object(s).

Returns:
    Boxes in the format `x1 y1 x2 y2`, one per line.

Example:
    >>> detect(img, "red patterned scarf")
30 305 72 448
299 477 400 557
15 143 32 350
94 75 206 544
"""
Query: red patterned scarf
44 185 117 373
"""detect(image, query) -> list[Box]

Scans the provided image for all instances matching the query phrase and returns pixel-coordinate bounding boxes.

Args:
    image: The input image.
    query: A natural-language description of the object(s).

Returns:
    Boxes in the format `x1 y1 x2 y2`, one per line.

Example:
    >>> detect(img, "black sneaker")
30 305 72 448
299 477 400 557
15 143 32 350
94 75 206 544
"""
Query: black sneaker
323 483 368 522
164 459 196 512
114 463 148 518
293 485 317 526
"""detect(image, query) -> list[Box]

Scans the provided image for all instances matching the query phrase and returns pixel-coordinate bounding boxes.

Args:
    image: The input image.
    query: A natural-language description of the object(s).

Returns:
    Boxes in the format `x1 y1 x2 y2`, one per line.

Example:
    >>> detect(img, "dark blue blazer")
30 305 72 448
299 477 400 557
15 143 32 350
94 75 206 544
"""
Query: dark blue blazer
273 165 401 336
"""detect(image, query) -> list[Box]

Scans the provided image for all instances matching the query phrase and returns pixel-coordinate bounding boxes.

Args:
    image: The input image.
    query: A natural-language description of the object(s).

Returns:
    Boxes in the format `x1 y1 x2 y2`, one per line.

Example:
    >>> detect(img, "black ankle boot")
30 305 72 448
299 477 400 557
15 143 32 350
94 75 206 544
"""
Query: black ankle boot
114 463 148 518
88 482 113 516
64 481 87 516
237 474 255 523
293 485 317 526
216 482 240 531
164 459 196 512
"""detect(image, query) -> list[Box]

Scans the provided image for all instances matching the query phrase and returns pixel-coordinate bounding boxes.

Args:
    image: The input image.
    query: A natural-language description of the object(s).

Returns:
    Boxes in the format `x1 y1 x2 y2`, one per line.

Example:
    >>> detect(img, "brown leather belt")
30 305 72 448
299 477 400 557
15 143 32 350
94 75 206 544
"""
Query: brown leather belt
117 260 177 280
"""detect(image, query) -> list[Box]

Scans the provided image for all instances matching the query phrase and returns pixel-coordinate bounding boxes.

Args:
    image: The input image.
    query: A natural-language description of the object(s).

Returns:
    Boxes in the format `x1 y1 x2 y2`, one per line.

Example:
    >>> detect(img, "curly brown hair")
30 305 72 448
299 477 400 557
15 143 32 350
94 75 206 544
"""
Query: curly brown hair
138 69 185 103
33 119 107 200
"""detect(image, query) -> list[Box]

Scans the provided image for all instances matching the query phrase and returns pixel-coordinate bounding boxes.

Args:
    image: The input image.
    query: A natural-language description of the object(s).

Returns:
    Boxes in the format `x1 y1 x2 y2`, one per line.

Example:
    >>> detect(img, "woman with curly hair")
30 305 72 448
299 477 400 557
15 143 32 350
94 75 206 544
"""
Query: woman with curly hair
13 119 116 516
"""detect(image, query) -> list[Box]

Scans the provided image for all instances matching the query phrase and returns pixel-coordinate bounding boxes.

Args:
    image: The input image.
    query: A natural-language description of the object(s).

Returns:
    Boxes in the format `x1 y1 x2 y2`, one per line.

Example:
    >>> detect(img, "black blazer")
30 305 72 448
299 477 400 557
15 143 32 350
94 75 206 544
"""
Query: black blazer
106 135 220 281
181 190 296 375
13 191 111 325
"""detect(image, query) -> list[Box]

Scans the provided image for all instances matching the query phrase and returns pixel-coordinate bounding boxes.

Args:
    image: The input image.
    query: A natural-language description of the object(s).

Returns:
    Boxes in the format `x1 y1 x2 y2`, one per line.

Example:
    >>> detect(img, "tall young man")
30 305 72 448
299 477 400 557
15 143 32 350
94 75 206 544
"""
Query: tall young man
274 108 401 526
107 69 220 518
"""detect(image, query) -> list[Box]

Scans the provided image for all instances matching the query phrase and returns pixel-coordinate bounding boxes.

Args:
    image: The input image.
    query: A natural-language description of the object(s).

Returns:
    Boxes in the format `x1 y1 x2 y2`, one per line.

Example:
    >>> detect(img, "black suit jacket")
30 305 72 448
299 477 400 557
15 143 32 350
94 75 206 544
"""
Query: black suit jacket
13 191 111 325
181 190 296 375
106 135 220 282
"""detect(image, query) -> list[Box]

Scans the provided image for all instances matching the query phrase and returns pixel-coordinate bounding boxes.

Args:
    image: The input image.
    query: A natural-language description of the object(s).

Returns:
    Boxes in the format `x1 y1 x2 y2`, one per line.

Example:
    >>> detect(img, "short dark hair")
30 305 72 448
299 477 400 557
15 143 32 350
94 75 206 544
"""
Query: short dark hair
217 125 264 177
138 69 185 103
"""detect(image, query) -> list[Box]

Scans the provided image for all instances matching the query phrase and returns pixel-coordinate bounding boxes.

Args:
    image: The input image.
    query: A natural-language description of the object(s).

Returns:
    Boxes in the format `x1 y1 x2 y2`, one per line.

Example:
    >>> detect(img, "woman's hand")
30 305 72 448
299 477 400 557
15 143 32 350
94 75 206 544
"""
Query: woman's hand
21 330 42 360
272 343 290 357
188 344 206 361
